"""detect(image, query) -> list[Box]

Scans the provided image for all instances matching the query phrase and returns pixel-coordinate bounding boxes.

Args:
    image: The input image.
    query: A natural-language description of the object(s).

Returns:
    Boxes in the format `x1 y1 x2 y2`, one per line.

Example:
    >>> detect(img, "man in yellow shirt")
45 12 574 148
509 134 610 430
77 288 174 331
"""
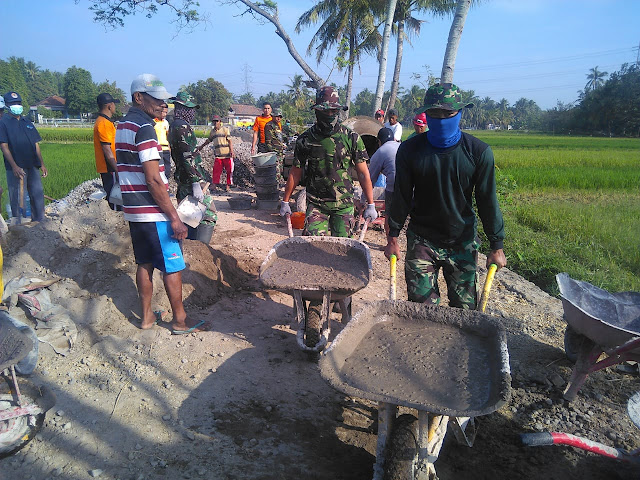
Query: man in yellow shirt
93 93 121 210
154 105 171 184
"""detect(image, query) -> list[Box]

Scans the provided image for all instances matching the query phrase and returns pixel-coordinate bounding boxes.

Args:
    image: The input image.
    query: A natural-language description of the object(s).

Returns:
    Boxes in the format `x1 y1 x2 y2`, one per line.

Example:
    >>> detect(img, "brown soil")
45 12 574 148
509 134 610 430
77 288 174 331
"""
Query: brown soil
1 176 638 480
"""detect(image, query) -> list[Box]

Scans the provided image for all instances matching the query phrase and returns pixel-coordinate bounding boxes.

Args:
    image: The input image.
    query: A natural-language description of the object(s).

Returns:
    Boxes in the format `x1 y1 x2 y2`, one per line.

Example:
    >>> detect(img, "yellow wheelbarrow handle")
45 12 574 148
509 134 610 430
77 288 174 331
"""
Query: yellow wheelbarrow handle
389 254 397 301
478 263 497 313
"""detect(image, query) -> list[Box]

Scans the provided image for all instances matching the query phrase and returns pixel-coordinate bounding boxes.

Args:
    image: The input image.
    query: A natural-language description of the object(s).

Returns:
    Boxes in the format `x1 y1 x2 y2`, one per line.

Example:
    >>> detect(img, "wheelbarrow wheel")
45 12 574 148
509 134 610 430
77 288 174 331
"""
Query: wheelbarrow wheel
564 324 594 363
0 375 55 458
383 414 419 480
305 301 322 348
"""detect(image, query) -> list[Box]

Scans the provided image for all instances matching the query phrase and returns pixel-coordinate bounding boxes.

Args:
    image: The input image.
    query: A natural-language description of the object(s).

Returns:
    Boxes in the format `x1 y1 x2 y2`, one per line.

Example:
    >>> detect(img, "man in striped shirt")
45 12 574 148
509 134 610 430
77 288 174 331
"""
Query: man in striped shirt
116 74 207 334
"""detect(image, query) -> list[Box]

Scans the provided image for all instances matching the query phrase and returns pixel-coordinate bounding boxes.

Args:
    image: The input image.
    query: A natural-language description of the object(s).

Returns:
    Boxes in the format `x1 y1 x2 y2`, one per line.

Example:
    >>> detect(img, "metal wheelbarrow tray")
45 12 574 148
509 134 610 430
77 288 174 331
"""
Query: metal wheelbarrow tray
319 300 511 418
557 273 640 401
260 236 372 351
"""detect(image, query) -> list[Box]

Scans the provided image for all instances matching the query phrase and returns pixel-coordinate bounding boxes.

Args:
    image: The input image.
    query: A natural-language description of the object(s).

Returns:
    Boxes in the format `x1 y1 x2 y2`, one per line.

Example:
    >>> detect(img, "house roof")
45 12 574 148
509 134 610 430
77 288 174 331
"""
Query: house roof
34 95 66 108
229 103 261 116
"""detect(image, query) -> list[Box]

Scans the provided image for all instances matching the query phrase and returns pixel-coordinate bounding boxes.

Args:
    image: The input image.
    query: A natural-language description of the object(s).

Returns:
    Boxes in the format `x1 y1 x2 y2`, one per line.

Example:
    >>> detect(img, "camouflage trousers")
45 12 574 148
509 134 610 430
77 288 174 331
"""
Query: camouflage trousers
405 229 479 309
303 202 355 238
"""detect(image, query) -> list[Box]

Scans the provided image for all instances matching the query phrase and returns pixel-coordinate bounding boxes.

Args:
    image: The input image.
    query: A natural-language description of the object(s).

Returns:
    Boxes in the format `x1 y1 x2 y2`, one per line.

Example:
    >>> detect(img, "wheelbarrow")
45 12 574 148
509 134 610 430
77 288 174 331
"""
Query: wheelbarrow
259 217 372 353
556 273 640 401
319 260 510 479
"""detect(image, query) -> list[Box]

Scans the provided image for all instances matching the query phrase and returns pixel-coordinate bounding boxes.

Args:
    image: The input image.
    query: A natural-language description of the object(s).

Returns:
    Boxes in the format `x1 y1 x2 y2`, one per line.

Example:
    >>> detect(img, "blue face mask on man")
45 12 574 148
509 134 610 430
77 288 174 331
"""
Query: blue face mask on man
426 111 462 148
9 105 24 116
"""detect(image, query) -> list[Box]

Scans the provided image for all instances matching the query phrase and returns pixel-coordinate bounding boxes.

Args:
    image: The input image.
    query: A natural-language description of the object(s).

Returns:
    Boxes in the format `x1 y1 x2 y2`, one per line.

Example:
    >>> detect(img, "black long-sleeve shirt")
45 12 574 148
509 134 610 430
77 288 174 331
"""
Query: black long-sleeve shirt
388 132 505 250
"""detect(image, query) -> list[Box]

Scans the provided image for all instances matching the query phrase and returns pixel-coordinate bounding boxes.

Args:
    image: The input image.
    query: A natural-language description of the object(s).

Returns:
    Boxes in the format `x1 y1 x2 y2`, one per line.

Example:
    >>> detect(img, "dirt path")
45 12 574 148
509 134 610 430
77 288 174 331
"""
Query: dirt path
1 182 638 480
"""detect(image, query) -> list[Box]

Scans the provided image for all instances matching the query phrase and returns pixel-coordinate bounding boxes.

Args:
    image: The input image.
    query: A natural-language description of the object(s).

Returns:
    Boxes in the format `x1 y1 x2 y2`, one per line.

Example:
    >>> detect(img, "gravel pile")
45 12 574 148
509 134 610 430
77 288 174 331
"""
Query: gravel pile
196 137 255 189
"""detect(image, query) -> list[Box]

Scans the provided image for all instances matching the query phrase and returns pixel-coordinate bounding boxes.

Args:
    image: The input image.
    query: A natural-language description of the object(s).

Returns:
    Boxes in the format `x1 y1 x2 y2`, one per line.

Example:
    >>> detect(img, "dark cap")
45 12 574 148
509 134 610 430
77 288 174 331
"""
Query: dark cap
377 127 394 144
416 83 474 114
312 86 347 111
4 91 22 105
97 92 120 106
211 115 222 121
387 109 398 117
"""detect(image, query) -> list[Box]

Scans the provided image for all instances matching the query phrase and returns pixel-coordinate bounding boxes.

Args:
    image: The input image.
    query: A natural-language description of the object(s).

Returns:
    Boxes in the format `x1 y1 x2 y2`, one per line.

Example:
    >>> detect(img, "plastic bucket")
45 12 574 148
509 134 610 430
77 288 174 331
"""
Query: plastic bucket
252 152 277 167
290 212 305 229
255 183 279 195
254 174 277 186
254 164 277 177
256 191 280 201
196 223 215 244
227 195 254 210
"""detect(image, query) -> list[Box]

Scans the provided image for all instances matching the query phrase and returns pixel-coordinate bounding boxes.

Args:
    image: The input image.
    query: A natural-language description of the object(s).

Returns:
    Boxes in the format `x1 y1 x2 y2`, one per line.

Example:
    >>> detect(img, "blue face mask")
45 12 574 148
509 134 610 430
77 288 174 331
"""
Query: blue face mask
426 111 462 148
9 105 23 116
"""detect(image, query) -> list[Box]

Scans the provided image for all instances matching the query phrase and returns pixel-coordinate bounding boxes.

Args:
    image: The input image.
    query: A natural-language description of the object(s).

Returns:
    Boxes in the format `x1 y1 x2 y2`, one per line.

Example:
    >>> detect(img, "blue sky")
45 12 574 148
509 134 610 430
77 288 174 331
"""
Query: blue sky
2 0 638 109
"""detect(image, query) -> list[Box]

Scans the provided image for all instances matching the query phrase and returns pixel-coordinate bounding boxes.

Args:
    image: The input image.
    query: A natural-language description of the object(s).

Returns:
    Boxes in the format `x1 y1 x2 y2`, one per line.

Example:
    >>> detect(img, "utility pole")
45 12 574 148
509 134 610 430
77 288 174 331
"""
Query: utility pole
636 40 639 65
243 63 252 96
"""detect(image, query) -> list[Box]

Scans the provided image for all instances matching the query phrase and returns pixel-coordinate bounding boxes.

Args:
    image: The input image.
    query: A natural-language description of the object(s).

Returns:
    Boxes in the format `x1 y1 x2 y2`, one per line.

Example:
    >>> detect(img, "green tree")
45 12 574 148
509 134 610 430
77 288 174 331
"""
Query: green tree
63 66 96 116
285 74 311 110
186 78 233 124
95 80 127 118
236 92 256 106
351 88 376 116
1 57 31 106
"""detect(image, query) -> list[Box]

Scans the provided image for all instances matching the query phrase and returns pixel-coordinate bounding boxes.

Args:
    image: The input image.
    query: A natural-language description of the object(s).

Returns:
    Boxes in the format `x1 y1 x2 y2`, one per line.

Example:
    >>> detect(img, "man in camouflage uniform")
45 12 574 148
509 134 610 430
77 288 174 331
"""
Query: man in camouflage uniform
168 92 217 233
385 83 507 309
280 86 378 236
264 108 285 180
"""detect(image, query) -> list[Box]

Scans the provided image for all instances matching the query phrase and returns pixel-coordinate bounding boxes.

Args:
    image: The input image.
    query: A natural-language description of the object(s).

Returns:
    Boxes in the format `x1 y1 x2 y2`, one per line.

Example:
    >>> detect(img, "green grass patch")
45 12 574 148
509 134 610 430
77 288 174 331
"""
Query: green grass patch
498 192 640 295
0 142 97 216
470 130 638 150
37 127 95 143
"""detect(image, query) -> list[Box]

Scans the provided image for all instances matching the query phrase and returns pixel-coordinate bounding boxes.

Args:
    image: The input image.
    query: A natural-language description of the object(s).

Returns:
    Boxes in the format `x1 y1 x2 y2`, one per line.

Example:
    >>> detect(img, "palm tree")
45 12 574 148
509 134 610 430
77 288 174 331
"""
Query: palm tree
285 74 311 110
386 0 457 112
585 66 608 92
24 61 40 81
296 0 380 111
374 0 399 113
441 0 472 83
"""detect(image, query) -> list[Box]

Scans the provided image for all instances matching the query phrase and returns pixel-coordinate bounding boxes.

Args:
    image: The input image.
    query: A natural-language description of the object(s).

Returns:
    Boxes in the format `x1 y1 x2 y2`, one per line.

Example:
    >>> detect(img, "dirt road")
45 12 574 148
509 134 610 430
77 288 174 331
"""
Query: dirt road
1 181 638 480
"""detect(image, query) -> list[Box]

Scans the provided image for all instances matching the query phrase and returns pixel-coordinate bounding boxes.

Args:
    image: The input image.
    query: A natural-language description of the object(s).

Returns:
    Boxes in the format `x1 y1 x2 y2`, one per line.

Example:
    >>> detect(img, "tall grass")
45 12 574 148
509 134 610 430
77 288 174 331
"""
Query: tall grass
0 143 97 216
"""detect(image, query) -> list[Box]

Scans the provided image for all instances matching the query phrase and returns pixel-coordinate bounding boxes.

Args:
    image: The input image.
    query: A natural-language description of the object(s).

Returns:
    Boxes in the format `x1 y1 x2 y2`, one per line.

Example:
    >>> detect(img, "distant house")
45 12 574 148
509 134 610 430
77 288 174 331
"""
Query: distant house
30 95 67 120
228 103 261 127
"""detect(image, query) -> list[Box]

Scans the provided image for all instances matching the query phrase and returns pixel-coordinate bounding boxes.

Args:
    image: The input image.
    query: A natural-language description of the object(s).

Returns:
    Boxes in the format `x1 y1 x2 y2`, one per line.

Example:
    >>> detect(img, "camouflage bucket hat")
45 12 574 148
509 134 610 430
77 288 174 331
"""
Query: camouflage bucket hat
173 91 200 109
312 86 348 111
272 108 283 117
415 83 474 114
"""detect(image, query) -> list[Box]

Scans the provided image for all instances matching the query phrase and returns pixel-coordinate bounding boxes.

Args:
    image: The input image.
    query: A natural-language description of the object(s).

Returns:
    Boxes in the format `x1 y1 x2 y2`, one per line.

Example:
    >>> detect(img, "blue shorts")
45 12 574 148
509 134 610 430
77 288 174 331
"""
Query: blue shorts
129 221 186 273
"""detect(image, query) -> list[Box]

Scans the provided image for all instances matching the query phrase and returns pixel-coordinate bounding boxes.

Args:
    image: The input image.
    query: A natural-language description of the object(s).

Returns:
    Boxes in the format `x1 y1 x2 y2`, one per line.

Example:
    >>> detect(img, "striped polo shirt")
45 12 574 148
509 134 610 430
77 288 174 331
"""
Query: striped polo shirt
115 107 169 222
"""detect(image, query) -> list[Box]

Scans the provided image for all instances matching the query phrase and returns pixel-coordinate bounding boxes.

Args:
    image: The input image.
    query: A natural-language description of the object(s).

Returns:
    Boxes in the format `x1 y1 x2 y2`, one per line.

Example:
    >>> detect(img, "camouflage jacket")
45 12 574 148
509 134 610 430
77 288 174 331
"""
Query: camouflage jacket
264 119 285 156
293 123 368 209
168 119 209 200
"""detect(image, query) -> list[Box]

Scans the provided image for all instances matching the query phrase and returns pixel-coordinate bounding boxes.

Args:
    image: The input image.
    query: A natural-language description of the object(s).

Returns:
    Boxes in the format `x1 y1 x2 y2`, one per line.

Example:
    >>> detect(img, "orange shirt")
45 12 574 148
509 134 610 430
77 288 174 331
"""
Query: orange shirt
253 115 272 144
93 114 116 173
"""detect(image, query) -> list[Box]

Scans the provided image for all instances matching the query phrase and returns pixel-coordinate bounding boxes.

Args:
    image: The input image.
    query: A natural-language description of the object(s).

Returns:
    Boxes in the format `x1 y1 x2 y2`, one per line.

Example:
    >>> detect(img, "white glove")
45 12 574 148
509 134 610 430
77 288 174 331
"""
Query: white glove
363 203 378 222
192 182 204 202
280 201 292 217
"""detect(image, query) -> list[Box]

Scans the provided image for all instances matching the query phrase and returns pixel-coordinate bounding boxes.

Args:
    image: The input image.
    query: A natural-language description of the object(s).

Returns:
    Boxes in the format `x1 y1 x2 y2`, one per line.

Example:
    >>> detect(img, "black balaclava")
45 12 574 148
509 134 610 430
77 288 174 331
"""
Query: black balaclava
313 110 340 136
174 103 195 124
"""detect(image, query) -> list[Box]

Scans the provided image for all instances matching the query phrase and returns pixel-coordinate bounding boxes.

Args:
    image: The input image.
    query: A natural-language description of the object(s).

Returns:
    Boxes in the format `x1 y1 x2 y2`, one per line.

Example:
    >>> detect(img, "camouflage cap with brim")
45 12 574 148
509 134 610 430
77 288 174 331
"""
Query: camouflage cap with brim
272 108 283 117
173 91 200 109
415 83 474 114
311 86 348 111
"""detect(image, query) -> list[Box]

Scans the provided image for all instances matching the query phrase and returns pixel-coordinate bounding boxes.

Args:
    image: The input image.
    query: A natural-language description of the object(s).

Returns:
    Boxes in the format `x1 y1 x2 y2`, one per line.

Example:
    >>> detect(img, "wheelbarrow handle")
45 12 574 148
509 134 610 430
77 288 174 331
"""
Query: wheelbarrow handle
389 254 397 301
285 214 294 238
477 263 497 313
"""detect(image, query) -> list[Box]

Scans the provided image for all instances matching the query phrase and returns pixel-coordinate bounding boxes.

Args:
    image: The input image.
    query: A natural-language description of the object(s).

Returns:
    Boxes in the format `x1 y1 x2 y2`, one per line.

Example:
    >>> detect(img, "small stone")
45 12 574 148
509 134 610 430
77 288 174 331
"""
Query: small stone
99 384 106 391
128 451 135 460
130 385 137 392
182 358 188 364
218 352 225 357
62 423 71 430
549 372 565 388
162 415 171 421
89 469 103 477
135 443 143 450
266 406 272 413
545 398 553 406
56 410 65 417
51 467 63 477
185 431 196 440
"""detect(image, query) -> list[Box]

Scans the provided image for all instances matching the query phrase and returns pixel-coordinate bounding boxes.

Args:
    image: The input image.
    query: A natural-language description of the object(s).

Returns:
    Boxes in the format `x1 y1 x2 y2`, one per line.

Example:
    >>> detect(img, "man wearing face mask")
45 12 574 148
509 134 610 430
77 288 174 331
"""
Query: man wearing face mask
281 86 377 237
0 91 48 223
384 83 506 310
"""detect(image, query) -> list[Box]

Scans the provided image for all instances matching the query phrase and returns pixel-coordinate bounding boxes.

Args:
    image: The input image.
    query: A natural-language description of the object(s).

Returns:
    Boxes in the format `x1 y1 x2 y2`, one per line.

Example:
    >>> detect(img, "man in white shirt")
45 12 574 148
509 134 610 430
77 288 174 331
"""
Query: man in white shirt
384 108 403 142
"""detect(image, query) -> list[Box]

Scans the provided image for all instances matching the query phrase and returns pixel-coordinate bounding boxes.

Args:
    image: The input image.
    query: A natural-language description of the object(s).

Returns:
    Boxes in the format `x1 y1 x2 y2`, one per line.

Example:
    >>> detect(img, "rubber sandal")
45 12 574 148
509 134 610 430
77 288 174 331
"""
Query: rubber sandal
171 320 207 335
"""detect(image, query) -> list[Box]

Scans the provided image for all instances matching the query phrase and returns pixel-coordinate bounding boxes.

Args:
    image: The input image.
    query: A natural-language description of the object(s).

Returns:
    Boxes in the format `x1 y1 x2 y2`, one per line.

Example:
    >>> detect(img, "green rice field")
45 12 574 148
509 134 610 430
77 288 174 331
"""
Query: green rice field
2 129 639 295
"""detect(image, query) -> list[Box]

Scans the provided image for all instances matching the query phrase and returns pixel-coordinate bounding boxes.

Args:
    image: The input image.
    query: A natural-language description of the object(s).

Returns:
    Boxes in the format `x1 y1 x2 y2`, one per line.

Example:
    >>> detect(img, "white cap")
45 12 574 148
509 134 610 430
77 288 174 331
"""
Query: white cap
130 73 173 100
